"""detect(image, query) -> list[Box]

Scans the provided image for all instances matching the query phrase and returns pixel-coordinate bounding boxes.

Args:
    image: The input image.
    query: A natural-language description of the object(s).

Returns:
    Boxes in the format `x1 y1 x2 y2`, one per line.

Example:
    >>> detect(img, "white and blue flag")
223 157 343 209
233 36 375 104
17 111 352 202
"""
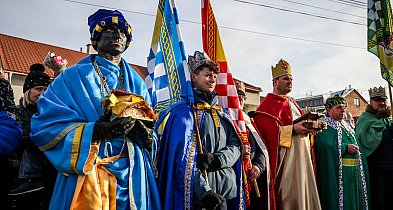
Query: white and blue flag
146 0 193 113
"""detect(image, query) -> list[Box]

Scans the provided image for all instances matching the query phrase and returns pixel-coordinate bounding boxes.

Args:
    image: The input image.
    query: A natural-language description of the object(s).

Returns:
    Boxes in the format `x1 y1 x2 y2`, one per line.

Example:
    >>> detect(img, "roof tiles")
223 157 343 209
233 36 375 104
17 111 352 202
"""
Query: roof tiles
0 33 88 78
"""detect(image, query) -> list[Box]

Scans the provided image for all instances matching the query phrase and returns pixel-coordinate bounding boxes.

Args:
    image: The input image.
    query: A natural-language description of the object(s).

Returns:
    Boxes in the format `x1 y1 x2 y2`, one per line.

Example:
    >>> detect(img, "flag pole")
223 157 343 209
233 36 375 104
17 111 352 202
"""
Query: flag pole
388 82 393 117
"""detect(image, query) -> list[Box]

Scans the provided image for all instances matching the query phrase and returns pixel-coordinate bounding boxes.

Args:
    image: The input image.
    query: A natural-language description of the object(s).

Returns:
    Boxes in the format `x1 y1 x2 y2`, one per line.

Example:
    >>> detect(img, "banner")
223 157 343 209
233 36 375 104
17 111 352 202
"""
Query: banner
368 0 393 85
146 0 193 113
201 0 251 206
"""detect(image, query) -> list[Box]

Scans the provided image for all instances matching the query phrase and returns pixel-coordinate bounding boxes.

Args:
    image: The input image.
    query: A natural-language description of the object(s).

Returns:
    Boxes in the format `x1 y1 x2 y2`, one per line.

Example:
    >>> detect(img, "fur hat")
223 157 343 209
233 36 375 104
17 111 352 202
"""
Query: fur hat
23 64 51 93
88 9 132 51
272 59 292 79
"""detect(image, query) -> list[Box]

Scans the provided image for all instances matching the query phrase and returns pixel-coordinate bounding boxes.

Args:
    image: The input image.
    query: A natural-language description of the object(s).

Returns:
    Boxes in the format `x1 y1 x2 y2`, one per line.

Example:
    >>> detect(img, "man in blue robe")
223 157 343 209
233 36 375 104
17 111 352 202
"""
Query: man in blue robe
156 51 244 210
30 9 161 210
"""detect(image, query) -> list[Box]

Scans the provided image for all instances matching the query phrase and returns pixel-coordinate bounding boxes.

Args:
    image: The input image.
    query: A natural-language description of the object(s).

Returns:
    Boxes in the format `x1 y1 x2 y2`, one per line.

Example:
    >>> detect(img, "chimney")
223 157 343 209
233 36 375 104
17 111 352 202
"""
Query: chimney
86 43 97 54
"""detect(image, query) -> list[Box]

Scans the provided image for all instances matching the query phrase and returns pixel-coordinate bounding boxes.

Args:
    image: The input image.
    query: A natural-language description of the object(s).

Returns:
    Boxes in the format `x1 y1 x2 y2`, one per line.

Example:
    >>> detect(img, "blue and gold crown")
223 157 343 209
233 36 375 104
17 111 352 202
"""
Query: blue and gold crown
88 9 132 51
188 51 216 72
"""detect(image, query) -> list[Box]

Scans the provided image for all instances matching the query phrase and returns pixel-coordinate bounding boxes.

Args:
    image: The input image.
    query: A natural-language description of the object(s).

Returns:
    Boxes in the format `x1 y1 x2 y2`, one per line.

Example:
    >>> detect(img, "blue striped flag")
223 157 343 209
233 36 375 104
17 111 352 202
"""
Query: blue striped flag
146 0 193 113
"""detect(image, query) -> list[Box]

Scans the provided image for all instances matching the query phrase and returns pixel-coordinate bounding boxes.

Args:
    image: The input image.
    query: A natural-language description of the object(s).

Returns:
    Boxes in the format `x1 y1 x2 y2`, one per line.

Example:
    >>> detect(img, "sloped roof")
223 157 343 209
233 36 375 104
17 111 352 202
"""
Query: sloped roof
328 88 353 98
297 87 367 103
233 78 262 93
0 33 88 78
0 33 150 79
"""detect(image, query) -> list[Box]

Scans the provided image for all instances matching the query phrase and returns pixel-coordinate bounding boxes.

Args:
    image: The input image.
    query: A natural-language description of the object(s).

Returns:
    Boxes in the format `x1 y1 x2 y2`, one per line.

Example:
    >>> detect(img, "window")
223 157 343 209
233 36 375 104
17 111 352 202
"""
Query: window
354 98 360 106
316 99 322 106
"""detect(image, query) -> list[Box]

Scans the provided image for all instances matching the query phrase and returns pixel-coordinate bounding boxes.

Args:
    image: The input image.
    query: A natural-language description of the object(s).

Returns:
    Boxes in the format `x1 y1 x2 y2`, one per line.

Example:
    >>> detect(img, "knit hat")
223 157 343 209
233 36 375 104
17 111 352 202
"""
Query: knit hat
23 64 51 93
88 9 132 51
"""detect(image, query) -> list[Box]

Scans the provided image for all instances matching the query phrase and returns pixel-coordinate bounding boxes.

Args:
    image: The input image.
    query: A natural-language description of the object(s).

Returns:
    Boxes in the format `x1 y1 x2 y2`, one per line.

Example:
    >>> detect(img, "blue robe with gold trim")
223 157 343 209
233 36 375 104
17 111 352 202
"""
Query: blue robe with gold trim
156 100 244 210
30 55 161 210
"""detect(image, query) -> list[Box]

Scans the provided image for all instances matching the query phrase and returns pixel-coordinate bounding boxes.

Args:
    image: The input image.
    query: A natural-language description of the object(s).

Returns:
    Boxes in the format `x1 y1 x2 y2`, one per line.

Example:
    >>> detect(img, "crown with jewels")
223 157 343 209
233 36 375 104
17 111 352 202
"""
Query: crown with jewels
272 59 292 79
369 86 387 100
187 51 216 72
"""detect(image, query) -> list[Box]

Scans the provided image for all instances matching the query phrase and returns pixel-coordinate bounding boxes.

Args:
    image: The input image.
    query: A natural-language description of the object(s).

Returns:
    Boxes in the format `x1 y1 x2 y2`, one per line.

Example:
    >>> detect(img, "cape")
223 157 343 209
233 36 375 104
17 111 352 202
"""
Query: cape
355 111 390 157
156 102 244 210
315 119 369 210
30 55 161 210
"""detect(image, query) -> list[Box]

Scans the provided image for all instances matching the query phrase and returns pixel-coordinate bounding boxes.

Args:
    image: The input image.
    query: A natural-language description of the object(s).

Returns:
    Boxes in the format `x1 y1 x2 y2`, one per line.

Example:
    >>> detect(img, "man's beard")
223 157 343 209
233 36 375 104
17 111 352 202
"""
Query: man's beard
366 104 391 118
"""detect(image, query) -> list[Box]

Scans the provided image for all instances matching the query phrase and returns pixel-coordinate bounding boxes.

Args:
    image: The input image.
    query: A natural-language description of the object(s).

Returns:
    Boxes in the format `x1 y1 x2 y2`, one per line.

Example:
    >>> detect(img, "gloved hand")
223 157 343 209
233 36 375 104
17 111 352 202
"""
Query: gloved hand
196 152 221 171
201 190 226 210
127 119 154 152
93 110 136 139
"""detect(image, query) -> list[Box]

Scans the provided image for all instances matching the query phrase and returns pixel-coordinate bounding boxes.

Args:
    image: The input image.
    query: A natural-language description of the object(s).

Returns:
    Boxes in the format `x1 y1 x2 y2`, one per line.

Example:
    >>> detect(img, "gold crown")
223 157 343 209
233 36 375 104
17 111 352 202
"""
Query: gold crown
272 59 292 79
369 86 387 100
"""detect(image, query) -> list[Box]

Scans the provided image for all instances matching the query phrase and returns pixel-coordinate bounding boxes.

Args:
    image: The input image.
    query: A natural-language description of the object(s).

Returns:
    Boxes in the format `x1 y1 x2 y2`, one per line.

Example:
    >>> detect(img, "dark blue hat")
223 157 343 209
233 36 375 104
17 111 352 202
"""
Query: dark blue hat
88 9 132 50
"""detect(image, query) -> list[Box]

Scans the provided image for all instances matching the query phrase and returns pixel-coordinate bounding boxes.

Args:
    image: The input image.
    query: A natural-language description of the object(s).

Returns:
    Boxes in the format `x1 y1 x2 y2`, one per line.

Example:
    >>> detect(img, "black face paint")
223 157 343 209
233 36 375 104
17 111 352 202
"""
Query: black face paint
96 24 127 56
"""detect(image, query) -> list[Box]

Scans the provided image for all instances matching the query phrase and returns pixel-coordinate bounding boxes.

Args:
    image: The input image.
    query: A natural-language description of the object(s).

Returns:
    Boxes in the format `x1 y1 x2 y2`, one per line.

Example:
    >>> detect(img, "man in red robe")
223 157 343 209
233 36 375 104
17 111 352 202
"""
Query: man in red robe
253 59 321 210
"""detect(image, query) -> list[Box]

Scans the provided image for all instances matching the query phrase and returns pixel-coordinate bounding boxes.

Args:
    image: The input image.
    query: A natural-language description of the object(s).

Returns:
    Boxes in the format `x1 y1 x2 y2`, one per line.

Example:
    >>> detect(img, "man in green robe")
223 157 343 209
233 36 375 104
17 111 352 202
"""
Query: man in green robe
315 96 369 210
356 86 393 210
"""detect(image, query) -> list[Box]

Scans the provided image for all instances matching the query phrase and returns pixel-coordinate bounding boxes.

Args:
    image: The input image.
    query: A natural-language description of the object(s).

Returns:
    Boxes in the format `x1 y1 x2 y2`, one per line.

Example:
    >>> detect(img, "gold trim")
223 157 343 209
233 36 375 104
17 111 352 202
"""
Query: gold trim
255 111 284 126
197 102 222 128
342 158 360 166
157 113 171 135
39 123 85 151
279 125 293 148
70 124 86 173
112 16 118 25
95 24 103 33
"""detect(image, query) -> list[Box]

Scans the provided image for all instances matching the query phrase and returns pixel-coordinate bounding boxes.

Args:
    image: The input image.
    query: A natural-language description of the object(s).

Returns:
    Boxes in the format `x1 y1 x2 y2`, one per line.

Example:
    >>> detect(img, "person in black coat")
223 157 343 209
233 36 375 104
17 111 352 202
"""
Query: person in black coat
8 64 57 209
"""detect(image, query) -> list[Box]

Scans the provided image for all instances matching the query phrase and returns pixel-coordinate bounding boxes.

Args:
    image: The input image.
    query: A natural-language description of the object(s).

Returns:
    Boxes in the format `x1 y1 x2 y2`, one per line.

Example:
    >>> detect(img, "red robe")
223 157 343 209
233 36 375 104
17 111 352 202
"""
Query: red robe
253 93 304 210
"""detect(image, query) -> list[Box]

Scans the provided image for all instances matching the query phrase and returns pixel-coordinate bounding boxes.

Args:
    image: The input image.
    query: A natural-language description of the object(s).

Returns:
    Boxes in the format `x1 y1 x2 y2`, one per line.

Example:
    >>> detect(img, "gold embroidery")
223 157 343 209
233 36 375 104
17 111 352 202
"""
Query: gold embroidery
196 102 222 128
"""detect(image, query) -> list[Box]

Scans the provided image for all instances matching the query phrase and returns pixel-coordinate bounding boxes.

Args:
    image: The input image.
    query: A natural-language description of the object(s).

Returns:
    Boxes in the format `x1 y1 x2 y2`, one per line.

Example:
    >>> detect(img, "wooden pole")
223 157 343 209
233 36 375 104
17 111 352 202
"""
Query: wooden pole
253 172 261 197
191 105 208 179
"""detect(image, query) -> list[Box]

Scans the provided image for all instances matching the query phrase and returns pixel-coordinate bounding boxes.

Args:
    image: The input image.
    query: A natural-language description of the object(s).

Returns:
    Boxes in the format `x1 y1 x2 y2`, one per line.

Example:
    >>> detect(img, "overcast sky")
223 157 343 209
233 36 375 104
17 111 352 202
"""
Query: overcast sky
0 0 387 98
